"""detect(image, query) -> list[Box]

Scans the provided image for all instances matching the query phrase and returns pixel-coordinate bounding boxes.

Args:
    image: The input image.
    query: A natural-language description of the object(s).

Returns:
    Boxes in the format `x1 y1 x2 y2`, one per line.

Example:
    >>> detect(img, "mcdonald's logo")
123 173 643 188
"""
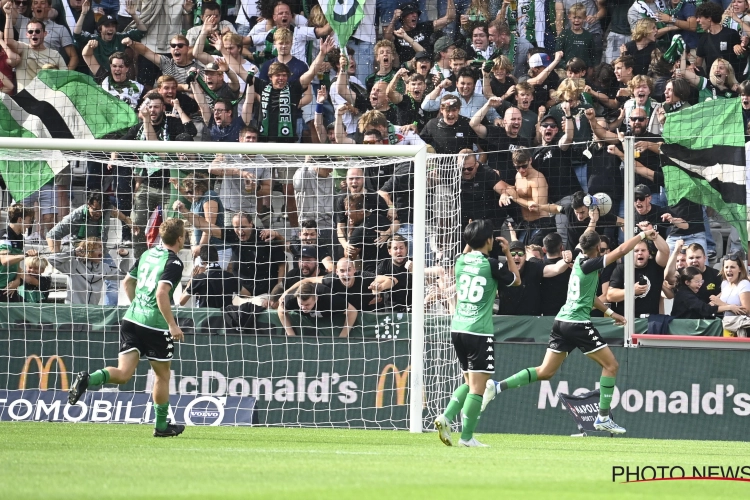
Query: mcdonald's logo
375 363 410 408
18 355 69 391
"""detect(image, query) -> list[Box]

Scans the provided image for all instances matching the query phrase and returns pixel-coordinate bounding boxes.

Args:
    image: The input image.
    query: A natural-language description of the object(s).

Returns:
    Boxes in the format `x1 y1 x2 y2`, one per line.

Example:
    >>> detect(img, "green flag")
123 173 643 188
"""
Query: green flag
319 0 365 47
661 98 748 251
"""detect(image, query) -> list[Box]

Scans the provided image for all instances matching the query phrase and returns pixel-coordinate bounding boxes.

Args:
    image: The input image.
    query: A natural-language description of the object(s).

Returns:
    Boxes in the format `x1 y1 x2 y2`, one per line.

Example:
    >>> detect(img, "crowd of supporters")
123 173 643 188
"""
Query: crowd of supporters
0 0 749 335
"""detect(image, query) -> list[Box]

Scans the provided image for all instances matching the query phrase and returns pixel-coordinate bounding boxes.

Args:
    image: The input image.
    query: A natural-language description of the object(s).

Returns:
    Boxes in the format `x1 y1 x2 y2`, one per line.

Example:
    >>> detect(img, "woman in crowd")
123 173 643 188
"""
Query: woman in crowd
683 57 740 101
621 18 658 76
671 266 745 319
714 254 750 335
46 237 122 305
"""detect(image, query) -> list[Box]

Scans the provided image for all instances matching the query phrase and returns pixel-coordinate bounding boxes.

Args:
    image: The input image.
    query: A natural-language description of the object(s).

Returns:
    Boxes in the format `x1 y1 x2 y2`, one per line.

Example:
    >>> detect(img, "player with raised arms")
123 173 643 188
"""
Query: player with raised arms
68 218 187 437
481 222 658 434
434 219 521 447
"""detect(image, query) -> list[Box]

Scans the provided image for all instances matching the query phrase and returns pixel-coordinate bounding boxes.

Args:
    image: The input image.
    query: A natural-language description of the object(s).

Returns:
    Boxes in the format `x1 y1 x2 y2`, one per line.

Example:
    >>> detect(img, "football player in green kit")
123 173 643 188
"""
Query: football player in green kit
69 218 187 437
482 222 658 434
435 219 521 447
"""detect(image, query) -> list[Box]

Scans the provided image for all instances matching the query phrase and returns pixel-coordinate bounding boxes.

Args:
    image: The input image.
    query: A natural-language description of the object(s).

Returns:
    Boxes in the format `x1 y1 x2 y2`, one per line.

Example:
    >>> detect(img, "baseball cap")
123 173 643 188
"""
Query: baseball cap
300 246 319 260
529 53 552 68
540 114 559 127
97 15 117 28
414 51 431 61
433 36 454 54
509 240 526 251
399 2 421 16
634 184 651 197
204 61 222 72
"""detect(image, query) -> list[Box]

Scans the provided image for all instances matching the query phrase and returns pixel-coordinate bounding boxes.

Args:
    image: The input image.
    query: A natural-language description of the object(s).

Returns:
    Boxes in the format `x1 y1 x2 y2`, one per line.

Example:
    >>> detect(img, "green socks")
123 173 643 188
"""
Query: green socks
443 384 469 422
499 367 538 391
154 403 170 431
599 376 616 417
88 369 110 386
460 394 483 441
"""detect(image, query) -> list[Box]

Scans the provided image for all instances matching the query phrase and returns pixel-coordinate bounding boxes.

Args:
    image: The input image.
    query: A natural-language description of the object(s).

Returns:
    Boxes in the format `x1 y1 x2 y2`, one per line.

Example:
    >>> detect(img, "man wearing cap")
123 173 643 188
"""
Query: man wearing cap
384 1 456 63
419 94 480 155
526 51 563 111
633 184 687 241
387 67 432 130
284 245 327 292
73 0 146 73
190 59 241 111
532 108 579 211
422 67 501 122
8 0 78 70
429 36 456 81
489 20 532 79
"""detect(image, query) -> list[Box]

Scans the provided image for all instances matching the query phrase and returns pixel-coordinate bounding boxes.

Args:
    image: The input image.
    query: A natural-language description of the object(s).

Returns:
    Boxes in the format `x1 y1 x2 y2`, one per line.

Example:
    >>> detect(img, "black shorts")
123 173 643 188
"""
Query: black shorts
549 320 608 355
119 320 174 362
451 331 495 373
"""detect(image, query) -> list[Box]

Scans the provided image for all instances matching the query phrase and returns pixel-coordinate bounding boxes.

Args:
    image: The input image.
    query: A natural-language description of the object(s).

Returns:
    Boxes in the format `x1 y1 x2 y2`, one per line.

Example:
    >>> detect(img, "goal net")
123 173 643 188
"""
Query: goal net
0 138 463 431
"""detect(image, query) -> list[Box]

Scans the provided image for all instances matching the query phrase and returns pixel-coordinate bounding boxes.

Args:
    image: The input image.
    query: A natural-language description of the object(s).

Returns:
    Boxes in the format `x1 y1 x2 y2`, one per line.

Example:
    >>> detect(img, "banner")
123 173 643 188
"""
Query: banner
559 389 613 434
0 389 256 426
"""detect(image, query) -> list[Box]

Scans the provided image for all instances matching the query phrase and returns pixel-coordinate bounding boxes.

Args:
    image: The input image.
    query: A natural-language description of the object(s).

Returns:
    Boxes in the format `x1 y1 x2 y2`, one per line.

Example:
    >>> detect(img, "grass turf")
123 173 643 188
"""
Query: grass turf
1 423 749 499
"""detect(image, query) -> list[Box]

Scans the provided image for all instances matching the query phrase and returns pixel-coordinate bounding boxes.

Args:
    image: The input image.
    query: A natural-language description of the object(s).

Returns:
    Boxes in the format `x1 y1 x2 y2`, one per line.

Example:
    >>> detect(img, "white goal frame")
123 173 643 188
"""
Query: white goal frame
0 137 429 433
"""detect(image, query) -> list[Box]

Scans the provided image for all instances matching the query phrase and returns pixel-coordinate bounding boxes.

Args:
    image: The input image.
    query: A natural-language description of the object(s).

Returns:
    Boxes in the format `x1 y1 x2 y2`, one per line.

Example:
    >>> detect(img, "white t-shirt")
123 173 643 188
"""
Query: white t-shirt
14 43 67 91
720 279 750 316
218 155 272 214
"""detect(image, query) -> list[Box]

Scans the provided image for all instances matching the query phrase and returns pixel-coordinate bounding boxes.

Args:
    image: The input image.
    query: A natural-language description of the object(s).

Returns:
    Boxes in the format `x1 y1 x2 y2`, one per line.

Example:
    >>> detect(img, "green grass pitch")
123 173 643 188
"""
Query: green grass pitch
1 422 749 499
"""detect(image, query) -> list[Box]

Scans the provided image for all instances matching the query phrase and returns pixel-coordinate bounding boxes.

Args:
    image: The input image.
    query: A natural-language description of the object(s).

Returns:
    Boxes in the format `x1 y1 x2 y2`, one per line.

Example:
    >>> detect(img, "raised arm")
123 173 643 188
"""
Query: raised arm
125 0 147 32
81 39 101 75
123 37 160 66
585 108 618 143
470 98 502 139
388 67 409 104
393 28 425 53
240 73 255 124
3 2 19 52
434 0 456 30
192 16 218 65
526 51 563 86
334 104 355 144
664 238 683 286
299 36 334 87
313 86 329 143
189 72 213 124
335 54 355 105
74 0 91 35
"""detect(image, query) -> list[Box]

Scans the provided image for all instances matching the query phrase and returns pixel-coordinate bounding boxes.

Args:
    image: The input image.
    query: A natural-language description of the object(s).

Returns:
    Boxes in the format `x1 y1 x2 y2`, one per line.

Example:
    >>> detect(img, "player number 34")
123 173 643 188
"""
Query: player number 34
456 275 487 303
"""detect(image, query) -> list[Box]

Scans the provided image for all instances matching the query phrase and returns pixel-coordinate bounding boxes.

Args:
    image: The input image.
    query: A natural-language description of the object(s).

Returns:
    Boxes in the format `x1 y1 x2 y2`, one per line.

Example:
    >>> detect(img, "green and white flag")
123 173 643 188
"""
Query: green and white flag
661 98 748 251
0 70 137 200
319 0 365 47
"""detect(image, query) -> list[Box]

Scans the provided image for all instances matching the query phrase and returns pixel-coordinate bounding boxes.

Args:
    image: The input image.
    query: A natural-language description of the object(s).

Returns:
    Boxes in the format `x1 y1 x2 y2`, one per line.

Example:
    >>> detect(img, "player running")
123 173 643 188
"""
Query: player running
69 219 187 437
481 225 658 434
435 220 520 447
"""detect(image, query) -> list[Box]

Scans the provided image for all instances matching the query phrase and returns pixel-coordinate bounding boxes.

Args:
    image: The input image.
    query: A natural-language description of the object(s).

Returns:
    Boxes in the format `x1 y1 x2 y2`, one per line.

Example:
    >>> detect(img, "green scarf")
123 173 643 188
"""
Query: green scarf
387 122 398 145
260 83 294 139
137 117 169 176
663 34 685 63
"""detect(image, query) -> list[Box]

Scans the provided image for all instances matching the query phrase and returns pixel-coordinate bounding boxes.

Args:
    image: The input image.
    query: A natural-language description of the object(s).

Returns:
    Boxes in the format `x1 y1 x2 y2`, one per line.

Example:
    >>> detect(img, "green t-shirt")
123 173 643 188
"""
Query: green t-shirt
123 246 184 331
74 30 146 70
0 226 24 288
558 28 595 67
696 76 738 103
451 251 516 335
556 252 608 322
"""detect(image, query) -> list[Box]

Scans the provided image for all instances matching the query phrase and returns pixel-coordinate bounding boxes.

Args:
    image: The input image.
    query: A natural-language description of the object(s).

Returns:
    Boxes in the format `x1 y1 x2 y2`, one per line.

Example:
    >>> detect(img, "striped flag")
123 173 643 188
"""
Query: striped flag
0 69 138 200
661 98 747 251
319 0 365 47
145 205 163 249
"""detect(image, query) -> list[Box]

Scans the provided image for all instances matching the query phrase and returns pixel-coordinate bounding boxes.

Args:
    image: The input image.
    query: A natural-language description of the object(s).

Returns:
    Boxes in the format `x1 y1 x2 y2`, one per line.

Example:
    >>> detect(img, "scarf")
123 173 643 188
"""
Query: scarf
62 0 77 32
723 13 747 34
137 117 169 176
260 83 294 139
633 0 668 28
663 34 685 63
502 34 518 67
386 122 399 145
102 76 142 109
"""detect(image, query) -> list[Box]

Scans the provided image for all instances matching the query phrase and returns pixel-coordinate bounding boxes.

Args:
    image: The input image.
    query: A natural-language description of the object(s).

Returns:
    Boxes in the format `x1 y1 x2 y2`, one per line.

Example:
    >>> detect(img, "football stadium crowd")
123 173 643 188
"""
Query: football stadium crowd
0 0 749 334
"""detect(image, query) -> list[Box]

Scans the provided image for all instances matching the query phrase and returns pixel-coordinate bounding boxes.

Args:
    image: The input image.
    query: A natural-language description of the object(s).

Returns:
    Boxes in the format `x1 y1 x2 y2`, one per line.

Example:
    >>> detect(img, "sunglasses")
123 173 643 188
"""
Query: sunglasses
362 140 378 144
635 196 647 202
540 123 557 128
726 254 743 263
462 167 474 171
630 116 647 122
170 43 187 49
599 247 609 252
514 164 528 170
27 29 42 35
510 251 524 257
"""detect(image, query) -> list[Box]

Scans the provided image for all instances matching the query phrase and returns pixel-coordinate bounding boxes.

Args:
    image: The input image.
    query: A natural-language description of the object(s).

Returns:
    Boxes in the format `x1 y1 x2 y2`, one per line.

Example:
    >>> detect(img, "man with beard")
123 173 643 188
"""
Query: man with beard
3 13 65 90
631 184 687 241
73 0 145 72
283 245 326 291
125 34 204 92
8 0 77 69
607 222 670 317
375 235 413 311
278 281 358 338
387 68 432 130
188 58 241 110
686 243 723 307
319 258 379 312
289 219 335 273
458 149 505 231
384 1 455 63
422 67 501 122
346 193 392 273
532 110 578 215
193 72 250 143
82 50 144 107
335 168 390 259
470 103 533 183
489 20 533 79
420 95 480 155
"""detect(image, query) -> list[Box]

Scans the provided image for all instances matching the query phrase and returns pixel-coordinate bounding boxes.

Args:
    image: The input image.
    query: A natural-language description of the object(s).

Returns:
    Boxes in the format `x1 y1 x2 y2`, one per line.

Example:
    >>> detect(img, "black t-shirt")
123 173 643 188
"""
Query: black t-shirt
484 127 533 183
624 41 657 76
497 257 543 315
634 204 672 240
533 145 580 203
283 265 327 292
696 27 743 78
591 259 616 317
283 283 348 318
616 132 662 194
696 265 722 307
668 198 704 236
380 162 413 224
321 271 378 311
562 204 619 250
541 256 571 316
395 22 434 62
186 265 239 309
366 102 400 124
349 211 391 272
377 258 412 311
253 79 304 143
460 166 503 227
419 116 479 155
609 259 664 316
394 95 433 130
334 190 388 226
226 228 286 296
531 71 560 112
490 77 516 101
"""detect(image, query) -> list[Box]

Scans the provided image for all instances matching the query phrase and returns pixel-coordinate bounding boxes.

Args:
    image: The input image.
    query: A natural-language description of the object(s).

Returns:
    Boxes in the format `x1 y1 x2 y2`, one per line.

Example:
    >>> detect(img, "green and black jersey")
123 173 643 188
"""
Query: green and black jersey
123 246 183 331
556 252 609 323
451 251 516 335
